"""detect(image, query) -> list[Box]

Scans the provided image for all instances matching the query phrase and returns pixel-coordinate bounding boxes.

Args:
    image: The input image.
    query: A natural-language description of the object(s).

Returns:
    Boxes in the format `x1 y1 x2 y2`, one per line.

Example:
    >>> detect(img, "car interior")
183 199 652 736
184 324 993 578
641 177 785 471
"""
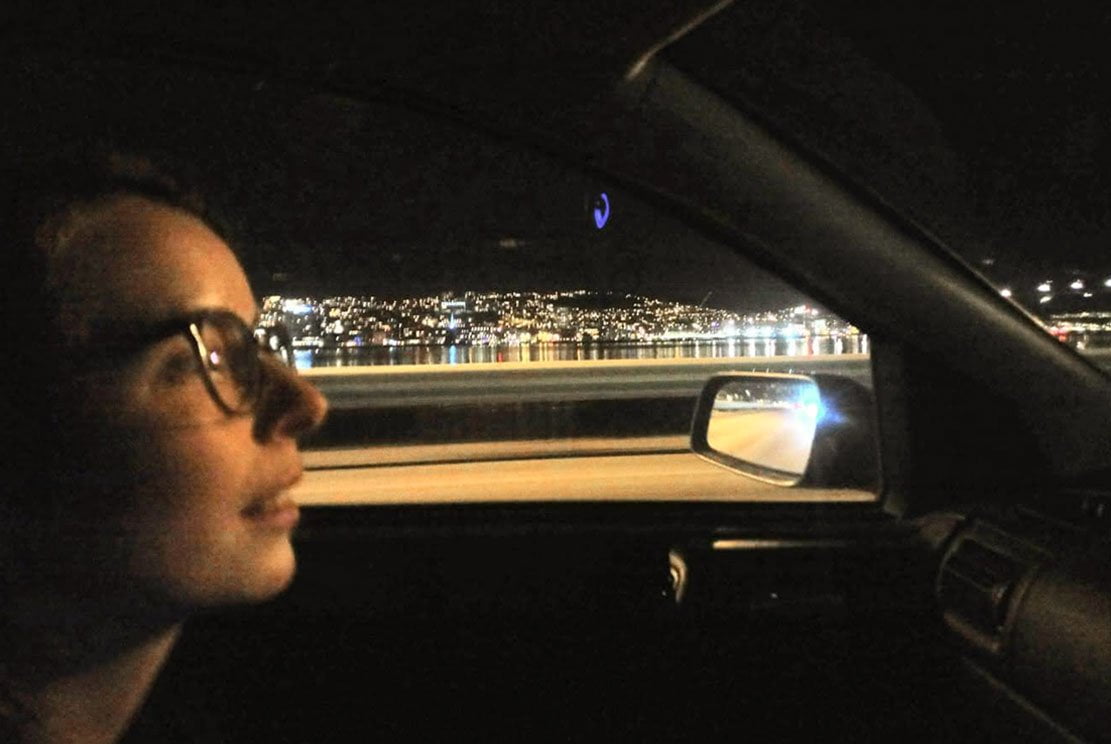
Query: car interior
7 2 1111 742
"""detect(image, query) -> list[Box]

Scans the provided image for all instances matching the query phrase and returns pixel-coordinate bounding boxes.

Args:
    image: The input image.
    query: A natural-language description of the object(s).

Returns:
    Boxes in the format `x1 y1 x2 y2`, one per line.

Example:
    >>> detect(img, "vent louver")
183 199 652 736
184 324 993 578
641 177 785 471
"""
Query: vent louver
938 537 1026 650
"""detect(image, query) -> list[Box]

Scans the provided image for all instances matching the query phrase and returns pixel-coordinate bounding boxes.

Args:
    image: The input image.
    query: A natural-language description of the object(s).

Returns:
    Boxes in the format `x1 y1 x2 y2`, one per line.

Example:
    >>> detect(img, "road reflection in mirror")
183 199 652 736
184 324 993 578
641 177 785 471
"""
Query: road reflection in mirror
705 378 819 478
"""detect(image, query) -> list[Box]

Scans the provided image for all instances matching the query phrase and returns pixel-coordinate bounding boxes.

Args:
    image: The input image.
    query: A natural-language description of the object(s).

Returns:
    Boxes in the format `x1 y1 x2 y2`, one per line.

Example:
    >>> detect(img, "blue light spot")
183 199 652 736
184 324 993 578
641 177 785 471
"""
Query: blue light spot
794 384 843 426
593 193 610 229
293 349 314 371
282 300 313 316
797 384 821 412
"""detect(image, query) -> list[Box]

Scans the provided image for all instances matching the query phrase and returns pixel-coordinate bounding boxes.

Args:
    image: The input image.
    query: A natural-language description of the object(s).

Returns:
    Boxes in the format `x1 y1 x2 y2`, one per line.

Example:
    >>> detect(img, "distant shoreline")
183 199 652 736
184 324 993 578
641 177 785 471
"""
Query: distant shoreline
294 336 871 368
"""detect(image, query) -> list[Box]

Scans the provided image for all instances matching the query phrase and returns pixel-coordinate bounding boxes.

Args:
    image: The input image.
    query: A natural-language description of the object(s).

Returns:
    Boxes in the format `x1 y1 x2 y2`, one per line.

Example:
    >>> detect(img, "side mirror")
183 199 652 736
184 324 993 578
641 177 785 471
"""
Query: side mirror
690 372 877 489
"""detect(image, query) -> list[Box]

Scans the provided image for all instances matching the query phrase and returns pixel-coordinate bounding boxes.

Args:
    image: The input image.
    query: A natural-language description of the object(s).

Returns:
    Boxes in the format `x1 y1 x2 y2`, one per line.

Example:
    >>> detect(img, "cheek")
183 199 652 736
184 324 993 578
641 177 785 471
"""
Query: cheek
122 417 257 527
104 418 253 571
61 372 297 606
112 418 294 604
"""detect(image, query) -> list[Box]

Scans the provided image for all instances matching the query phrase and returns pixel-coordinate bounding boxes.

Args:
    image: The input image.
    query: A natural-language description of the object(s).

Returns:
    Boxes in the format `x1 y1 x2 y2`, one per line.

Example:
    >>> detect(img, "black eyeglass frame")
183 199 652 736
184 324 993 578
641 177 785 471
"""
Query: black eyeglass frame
100 308 297 415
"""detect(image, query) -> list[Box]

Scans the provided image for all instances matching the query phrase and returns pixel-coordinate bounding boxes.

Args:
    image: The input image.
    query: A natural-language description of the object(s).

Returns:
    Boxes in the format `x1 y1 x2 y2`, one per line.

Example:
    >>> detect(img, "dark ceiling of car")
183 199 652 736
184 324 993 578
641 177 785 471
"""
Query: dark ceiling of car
667 1 1111 282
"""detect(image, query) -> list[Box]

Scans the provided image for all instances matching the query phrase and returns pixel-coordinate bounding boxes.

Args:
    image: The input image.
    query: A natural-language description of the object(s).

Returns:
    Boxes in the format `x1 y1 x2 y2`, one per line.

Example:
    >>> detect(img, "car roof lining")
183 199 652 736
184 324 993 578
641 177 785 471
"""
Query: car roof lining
4 1 732 92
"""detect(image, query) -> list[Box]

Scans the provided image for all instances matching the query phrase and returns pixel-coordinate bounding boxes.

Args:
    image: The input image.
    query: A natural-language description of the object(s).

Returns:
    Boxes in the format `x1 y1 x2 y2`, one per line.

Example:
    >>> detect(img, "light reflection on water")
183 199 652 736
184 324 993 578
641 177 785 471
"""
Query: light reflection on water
297 336 869 369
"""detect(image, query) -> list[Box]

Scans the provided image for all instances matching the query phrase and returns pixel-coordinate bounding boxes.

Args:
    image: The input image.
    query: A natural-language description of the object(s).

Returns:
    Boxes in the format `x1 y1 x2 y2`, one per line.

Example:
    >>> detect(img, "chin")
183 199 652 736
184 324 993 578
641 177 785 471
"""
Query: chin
154 537 299 611
235 539 298 604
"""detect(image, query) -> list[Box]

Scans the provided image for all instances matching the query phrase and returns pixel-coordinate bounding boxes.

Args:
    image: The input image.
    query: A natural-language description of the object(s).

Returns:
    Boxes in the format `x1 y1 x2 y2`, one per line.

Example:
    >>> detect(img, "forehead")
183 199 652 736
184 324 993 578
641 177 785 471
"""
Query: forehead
52 195 255 332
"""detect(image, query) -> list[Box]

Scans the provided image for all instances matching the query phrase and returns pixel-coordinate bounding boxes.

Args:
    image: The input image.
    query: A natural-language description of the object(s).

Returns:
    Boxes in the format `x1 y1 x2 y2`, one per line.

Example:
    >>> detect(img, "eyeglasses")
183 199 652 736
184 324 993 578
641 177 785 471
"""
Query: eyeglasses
102 309 298 415
186 310 297 414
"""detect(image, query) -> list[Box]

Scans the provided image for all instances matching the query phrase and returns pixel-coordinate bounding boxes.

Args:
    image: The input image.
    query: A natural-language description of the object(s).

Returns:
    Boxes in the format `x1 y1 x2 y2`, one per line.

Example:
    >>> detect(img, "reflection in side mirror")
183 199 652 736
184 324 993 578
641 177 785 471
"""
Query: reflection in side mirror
705 378 819 483
691 372 877 489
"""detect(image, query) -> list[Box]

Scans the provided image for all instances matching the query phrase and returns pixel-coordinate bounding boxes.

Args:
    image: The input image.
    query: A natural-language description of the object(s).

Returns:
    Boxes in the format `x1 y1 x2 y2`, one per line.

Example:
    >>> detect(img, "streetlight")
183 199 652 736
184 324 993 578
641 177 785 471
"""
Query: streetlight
1000 288 1013 298
1070 279 1085 290
1037 282 1052 293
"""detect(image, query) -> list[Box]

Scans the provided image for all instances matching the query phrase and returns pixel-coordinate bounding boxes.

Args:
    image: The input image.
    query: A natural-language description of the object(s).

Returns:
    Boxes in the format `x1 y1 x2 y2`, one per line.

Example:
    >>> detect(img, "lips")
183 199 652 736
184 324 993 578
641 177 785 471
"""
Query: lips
242 495 300 530
242 471 303 529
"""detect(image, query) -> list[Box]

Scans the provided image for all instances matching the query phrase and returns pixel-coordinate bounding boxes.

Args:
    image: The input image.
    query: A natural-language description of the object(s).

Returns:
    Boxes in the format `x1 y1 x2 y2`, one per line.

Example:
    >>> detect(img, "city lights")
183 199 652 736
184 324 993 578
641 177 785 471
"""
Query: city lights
281 299 314 315
260 290 862 352
1037 282 1052 293
1070 279 1085 290
1000 288 1013 298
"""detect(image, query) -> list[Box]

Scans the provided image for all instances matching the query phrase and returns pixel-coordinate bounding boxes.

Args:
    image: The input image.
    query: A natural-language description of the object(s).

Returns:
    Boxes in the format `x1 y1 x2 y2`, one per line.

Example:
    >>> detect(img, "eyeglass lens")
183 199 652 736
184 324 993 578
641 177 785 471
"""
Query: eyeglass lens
189 314 298 413
193 315 262 413
257 324 297 368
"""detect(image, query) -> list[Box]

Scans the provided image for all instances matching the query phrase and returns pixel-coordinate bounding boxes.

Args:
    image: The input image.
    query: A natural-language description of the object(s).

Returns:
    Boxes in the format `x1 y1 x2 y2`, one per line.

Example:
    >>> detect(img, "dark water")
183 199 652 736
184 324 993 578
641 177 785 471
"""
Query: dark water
295 336 869 369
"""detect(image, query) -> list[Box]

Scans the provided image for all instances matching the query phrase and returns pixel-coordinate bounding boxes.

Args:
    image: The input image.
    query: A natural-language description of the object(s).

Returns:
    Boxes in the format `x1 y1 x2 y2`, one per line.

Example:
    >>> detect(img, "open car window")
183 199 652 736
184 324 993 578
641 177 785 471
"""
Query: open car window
4 54 876 503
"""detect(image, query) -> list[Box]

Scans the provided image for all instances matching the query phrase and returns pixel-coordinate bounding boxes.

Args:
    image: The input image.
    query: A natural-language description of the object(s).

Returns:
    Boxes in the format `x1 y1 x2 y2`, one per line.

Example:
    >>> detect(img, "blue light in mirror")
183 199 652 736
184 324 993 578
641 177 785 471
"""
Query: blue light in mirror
794 383 844 427
797 383 820 419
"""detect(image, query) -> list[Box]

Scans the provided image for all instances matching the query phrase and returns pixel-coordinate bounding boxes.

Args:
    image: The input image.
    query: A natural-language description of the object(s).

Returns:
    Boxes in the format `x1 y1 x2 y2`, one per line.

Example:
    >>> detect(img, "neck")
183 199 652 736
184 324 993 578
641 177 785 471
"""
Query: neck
1 597 183 744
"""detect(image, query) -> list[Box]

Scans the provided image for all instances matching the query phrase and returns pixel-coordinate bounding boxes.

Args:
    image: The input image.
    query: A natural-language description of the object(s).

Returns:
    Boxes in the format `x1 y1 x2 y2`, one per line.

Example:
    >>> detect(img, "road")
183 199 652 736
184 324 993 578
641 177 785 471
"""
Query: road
293 437 871 505
295 358 859 504
706 409 814 476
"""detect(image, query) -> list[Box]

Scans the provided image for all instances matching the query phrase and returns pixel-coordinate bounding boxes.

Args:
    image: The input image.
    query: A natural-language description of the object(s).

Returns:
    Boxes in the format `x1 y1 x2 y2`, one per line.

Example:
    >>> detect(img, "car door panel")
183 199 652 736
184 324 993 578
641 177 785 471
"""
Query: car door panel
165 505 954 742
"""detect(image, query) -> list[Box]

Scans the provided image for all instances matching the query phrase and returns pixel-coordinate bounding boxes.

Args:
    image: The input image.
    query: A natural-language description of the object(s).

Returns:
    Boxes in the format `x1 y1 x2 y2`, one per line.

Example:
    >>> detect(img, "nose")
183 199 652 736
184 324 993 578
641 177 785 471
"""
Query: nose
252 355 329 443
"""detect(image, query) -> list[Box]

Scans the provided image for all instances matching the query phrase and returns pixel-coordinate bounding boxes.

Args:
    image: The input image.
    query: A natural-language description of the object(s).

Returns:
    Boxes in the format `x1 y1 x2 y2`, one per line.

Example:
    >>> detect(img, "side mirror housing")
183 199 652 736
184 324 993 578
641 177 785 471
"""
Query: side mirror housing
690 372 877 489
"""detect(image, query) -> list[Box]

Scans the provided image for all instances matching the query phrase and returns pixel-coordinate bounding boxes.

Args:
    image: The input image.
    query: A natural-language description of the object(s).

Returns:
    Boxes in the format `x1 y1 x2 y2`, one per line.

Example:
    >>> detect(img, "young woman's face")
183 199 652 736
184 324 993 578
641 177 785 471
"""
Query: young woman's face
54 195 327 611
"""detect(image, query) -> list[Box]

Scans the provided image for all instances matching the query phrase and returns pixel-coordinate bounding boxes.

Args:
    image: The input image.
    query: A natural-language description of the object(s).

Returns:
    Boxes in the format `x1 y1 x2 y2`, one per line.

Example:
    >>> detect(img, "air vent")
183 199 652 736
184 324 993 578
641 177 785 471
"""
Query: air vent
938 537 1027 651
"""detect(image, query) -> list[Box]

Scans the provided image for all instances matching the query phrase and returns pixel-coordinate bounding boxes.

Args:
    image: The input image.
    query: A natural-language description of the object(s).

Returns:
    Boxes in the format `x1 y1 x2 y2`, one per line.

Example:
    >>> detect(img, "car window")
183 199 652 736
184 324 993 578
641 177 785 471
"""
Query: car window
3 54 876 502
